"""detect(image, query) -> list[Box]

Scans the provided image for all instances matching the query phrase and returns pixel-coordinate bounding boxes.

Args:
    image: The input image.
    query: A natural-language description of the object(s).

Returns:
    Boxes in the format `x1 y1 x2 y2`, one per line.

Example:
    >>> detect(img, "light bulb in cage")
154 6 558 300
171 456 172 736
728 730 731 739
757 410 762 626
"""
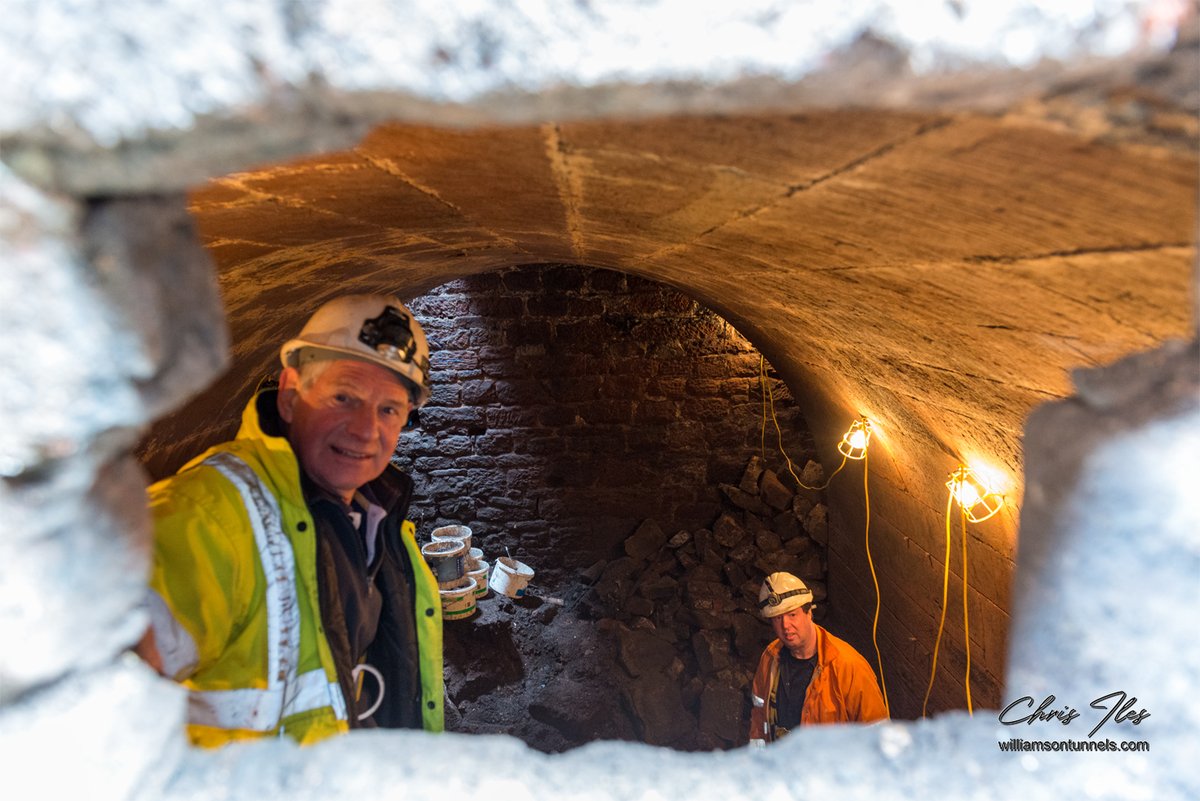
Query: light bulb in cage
837 417 872 460
946 466 1004 523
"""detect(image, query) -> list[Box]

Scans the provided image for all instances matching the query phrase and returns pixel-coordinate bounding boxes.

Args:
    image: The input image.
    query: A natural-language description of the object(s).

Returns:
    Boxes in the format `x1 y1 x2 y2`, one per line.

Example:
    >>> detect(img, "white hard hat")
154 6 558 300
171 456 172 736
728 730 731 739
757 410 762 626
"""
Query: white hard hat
757 572 813 619
280 294 432 407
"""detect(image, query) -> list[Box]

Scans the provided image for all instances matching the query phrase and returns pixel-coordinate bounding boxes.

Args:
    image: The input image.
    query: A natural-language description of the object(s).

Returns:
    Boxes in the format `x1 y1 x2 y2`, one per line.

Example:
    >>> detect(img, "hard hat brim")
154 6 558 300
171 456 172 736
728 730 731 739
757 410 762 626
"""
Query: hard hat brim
280 340 431 407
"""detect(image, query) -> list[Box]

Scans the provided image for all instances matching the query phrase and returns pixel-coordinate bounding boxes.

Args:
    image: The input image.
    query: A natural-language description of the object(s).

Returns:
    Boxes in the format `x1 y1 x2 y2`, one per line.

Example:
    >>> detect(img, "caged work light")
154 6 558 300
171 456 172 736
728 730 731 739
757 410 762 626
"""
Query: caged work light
837 417 873 460
946 466 1004 523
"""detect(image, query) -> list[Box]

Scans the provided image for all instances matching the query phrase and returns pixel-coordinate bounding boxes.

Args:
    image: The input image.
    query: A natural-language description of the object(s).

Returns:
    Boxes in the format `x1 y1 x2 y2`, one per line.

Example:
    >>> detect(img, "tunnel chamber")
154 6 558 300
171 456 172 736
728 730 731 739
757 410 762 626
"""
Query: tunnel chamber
141 259 1025 750
141 262 849 751
130 103 1196 750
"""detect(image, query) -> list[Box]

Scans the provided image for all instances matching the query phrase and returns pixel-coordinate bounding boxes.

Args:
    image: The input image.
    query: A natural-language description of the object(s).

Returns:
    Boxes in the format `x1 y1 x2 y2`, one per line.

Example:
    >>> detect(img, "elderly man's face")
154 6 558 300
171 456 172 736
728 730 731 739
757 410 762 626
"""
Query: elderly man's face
771 605 816 659
278 359 412 503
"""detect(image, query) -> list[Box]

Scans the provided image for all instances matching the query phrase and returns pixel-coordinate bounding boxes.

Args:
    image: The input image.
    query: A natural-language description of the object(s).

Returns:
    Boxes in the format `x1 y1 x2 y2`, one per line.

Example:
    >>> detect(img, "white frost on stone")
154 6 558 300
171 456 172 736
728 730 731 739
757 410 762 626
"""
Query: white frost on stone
0 167 157 698
0 658 185 801
0 166 148 478
1 0 1176 146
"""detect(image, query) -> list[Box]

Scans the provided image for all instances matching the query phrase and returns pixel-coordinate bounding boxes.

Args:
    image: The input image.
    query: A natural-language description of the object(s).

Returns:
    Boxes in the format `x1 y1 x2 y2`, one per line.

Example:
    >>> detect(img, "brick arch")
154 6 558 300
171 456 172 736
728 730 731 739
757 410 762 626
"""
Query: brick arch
132 113 1195 724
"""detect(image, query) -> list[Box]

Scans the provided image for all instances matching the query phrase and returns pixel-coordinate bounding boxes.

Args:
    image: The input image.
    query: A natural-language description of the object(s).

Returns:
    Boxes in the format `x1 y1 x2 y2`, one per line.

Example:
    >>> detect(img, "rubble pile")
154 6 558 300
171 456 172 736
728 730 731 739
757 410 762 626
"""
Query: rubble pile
576 455 831 749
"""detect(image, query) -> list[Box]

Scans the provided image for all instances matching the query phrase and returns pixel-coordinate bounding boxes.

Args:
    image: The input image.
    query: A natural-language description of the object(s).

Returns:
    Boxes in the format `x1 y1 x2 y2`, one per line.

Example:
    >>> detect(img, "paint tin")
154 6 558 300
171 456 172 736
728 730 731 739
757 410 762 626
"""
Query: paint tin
431 524 472 553
421 539 466 584
440 576 478 620
491 556 534 598
467 559 490 597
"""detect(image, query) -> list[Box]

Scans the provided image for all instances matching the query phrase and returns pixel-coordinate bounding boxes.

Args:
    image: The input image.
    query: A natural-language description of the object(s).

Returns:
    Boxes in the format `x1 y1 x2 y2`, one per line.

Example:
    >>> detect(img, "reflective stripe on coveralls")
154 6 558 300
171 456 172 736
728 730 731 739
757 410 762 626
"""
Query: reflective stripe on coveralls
191 453 348 731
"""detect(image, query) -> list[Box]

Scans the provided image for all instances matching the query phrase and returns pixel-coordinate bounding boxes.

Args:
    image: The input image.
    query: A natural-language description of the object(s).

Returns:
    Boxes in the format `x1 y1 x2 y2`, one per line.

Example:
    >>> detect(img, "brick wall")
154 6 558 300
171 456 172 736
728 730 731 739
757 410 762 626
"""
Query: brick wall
396 265 817 586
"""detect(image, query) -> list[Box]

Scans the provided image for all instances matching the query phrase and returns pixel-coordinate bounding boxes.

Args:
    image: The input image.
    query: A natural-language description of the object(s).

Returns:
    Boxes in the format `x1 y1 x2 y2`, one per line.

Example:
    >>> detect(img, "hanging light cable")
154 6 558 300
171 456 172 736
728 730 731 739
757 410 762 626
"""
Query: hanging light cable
755 359 886 709
925 465 999 716
863 448 890 716
757 355 850 490
959 500 973 715
921 491 955 718
930 464 1000 716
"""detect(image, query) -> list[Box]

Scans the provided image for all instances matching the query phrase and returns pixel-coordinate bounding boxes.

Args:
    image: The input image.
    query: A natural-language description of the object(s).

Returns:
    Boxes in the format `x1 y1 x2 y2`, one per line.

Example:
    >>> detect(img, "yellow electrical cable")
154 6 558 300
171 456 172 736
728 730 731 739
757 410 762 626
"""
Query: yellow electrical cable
758 355 847 491
863 451 890 717
961 503 974 715
757 352 888 714
759 355 768 464
922 492 954 717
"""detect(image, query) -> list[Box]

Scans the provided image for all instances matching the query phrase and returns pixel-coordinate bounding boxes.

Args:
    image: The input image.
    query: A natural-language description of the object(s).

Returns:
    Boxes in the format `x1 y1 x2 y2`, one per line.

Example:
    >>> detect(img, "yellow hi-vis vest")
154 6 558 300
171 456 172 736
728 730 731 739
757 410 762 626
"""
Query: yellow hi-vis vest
146 393 444 747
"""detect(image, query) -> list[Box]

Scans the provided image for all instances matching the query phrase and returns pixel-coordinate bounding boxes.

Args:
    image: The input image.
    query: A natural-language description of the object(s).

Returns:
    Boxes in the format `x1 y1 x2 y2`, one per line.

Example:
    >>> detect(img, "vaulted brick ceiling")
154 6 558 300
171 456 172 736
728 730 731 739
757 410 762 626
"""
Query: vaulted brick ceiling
182 109 1196 506
139 109 1195 711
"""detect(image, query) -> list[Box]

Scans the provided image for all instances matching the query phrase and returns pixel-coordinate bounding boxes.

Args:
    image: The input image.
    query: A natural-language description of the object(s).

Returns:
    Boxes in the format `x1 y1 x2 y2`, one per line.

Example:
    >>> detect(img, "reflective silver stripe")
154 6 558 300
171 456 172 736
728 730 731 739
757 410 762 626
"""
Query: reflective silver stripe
205 453 298 687
286 668 345 723
144 588 199 680
751 694 765 708
201 453 307 731
326 677 349 722
189 687 283 731
188 669 343 730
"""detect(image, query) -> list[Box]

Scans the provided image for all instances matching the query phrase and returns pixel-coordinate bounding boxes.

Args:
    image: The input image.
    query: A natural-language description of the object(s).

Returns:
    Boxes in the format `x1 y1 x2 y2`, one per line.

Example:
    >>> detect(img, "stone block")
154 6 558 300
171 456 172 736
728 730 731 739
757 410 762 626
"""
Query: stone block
666 529 691 548
578 399 635 425
723 561 749 589
681 608 734 630
623 596 655 618
759 468 794 510
743 511 772 536
792 494 816 520
719 483 771 515
623 673 695 747
580 559 608 584
692 629 732 675
738 455 765 495
683 564 722 585
804 503 829 545
783 533 815 554
698 683 745 744
729 542 757 564
528 675 605 740
633 399 679 424
754 528 783 553
461 379 498 405
595 557 640 607
731 613 771 658
501 269 542 293
772 510 802 541
712 513 747 548
624 519 669 562
638 575 678 601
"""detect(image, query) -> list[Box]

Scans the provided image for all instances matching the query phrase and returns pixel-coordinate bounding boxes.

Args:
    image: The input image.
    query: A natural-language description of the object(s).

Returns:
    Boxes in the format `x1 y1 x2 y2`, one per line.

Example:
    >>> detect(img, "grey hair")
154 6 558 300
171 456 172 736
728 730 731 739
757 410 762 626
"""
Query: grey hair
294 352 418 406
296 355 333 391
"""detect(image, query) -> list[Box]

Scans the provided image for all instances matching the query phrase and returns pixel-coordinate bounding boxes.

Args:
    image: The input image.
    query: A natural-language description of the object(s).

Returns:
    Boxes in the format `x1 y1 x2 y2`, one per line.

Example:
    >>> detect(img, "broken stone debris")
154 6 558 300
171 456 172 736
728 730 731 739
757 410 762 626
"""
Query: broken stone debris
581 454 829 748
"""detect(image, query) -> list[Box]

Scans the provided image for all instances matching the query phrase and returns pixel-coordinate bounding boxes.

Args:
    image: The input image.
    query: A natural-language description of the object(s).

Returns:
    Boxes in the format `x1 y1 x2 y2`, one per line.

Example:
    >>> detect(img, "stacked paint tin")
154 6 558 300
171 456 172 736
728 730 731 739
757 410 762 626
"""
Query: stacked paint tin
425 525 489 620
466 547 490 597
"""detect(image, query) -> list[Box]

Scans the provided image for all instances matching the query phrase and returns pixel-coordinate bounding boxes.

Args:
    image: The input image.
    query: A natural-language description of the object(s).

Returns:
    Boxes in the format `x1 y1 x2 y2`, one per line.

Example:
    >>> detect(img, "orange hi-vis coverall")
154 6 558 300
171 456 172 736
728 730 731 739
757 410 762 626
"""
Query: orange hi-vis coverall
749 623 887 741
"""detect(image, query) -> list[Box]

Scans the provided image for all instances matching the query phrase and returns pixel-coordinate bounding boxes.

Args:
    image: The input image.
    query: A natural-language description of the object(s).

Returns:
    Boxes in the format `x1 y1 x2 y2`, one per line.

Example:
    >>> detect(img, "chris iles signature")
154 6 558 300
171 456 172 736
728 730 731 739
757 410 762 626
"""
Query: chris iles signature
998 690 1150 738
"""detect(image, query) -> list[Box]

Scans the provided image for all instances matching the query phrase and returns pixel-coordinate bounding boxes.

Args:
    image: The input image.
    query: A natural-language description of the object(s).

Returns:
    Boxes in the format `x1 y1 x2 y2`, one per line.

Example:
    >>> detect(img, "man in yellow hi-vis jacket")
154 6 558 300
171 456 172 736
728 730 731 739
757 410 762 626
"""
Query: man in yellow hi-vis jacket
138 294 444 747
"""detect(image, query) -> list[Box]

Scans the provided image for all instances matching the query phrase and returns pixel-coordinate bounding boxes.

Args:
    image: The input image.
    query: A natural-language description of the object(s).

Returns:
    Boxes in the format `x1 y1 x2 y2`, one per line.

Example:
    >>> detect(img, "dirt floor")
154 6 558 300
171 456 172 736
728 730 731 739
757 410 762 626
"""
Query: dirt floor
443 586 638 751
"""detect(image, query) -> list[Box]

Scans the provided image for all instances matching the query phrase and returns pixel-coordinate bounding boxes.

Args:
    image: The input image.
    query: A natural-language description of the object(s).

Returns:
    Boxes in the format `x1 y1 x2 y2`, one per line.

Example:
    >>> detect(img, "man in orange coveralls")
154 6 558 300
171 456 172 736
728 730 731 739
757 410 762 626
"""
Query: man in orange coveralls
748 572 888 743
